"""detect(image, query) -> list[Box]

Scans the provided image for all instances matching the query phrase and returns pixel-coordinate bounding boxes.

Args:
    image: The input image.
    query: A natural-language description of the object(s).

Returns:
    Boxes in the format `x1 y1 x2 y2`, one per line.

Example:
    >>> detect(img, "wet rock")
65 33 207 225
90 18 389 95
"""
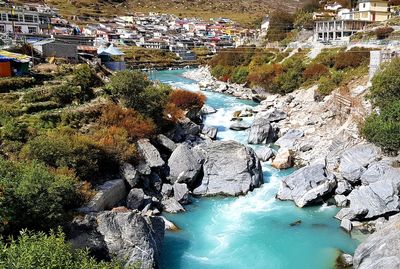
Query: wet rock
96 211 164 269
248 118 276 144
160 216 179 231
137 139 165 169
120 163 140 188
162 197 185 213
272 149 294 169
230 121 251 131
173 182 190 205
339 144 381 183
353 214 400 269
168 144 204 186
85 179 127 212
255 147 275 162
337 253 353 268
277 164 336 207
193 140 263 196
289 220 302 226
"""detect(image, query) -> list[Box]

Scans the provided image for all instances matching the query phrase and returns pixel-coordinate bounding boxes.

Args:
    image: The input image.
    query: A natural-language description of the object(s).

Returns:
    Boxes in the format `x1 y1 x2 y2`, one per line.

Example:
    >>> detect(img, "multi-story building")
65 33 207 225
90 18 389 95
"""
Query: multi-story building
0 8 51 34
314 20 371 43
352 0 391 22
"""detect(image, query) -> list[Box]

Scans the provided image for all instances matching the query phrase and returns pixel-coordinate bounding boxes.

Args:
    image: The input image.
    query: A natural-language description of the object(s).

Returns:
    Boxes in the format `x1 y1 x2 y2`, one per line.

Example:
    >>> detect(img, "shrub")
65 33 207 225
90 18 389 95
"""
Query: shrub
247 64 282 91
0 77 36 93
334 48 370 70
361 100 400 152
375 27 394 40
169 89 206 110
314 49 342 68
0 158 78 235
209 48 256 67
266 9 294 41
100 104 156 141
294 11 314 30
52 84 93 105
231 66 249 84
369 57 400 107
0 229 124 268
303 63 329 81
70 64 101 91
20 129 107 182
317 76 337 96
211 65 233 82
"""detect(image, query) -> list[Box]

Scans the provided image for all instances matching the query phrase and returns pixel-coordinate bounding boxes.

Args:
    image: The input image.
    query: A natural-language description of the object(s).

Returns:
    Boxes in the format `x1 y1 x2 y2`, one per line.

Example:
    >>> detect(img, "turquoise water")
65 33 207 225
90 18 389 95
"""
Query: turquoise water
151 69 359 269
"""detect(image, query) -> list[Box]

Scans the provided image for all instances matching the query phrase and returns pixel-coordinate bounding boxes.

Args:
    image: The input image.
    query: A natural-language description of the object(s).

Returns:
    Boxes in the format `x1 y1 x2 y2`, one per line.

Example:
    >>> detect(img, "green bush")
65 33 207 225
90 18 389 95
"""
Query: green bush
317 76 337 96
369 57 400 107
362 100 400 152
70 64 101 91
0 158 78 235
0 77 36 93
0 229 124 268
334 48 370 70
231 67 249 84
52 84 93 105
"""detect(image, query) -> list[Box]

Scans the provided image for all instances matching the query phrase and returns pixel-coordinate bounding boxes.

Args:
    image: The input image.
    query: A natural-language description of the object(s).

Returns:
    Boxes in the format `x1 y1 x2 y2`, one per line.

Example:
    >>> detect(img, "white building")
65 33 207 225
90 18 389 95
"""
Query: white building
0 9 51 34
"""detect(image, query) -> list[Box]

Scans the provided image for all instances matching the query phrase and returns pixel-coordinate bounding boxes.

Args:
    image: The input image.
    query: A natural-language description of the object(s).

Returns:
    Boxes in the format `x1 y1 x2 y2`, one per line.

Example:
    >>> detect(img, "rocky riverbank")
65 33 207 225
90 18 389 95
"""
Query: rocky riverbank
225 81 400 268
183 67 257 100
69 106 263 268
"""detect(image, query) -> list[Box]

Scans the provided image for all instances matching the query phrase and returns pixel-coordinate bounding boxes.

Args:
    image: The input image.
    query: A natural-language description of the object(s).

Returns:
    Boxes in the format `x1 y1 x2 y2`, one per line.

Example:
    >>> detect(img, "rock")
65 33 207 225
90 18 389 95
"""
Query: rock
85 179 127 212
229 122 251 131
263 109 287 122
277 164 336 207
360 160 395 185
173 182 190 204
275 129 304 149
299 144 313 152
289 220 302 226
168 144 204 186
161 183 173 197
337 253 353 268
200 105 217 115
156 134 177 153
96 211 164 269
193 140 263 196
340 218 352 232
160 216 179 231
239 109 253 117
336 180 353 195
168 118 201 142
137 139 165 169
335 194 348 207
339 144 381 183
336 176 400 220
127 188 148 210
201 126 218 140
120 163 140 188
162 197 185 213
255 147 275 162
272 149 294 169
248 118 276 144
353 214 400 269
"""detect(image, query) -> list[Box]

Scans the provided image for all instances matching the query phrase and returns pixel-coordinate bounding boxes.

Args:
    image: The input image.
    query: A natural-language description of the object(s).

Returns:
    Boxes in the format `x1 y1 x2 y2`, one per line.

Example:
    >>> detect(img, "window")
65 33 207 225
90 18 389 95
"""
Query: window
0 13 6 21
8 14 18 22
363 3 366 8
0 25 5 32
25 15 34 22
28 26 37 33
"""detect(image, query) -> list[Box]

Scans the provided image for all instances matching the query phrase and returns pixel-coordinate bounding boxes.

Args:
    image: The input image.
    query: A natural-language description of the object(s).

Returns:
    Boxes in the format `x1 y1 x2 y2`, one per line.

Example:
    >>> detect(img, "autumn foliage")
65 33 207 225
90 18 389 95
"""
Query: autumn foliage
169 89 206 110
303 63 329 80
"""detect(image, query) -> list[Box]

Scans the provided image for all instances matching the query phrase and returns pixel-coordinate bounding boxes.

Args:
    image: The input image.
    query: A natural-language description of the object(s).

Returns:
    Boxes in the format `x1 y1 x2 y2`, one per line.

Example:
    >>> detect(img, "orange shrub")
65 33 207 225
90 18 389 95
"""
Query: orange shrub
169 89 206 110
247 64 282 90
100 104 156 140
334 48 370 70
303 63 329 81
164 102 185 123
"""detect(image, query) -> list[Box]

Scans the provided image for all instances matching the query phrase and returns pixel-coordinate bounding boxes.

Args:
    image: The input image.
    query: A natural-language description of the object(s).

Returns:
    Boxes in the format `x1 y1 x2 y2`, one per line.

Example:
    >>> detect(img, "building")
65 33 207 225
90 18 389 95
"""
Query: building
0 8 52 34
314 20 371 43
352 0 391 22
97 44 125 71
0 50 31 77
32 39 78 62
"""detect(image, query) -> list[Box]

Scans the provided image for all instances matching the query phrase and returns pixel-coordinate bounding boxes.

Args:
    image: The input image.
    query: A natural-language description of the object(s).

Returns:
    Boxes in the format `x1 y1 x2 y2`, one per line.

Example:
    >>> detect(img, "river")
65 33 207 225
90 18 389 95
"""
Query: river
149 69 359 269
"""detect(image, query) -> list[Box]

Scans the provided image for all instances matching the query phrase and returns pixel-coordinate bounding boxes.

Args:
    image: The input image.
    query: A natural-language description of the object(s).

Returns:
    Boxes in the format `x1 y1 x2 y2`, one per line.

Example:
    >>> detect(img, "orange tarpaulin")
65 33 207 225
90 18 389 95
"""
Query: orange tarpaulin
0 62 12 77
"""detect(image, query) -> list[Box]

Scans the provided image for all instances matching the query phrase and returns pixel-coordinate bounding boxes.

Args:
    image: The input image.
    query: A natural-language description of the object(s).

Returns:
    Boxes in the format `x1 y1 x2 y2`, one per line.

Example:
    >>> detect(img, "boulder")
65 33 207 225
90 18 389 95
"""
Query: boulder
162 197 185 213
201 126 218 140
353 214 400 269
275 129 304 149
230 122 251 131
335 194 348 207
168 118 201 142
85 179 127 212
97 211 164 269
156 134 177 153
173 182 190 204
168 144 204 186
137 139 165 169
160 216 179 231
193 140 263 196
200 105 217 115
276 164 336 207
120 163 140 188
272 149 294 169
360 160 395 185
161 183 173 197
337 253 353 268
127 188 148 210
255 147 275 162
339 144 381 183
248 118 276 144
340 218 352 232
262 109 287 122
335 180 353 195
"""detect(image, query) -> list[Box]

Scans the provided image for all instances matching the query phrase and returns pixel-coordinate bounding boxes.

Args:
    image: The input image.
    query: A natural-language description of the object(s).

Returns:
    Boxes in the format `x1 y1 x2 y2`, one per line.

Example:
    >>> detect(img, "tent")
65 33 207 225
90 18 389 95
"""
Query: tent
0 50 31 77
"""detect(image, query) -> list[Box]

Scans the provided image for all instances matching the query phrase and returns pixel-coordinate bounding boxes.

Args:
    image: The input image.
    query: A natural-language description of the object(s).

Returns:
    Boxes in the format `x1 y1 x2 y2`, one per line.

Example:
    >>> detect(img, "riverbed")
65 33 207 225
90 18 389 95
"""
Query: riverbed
150 69 359 269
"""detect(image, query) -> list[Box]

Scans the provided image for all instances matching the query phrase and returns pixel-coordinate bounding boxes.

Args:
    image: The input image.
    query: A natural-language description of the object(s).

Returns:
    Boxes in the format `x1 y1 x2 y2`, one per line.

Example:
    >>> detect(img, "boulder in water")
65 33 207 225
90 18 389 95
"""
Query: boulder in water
201 126 218 140
255 147 275 162
230 122 251 131
272 149 294 169
193 140 263 196
248 118 276 144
